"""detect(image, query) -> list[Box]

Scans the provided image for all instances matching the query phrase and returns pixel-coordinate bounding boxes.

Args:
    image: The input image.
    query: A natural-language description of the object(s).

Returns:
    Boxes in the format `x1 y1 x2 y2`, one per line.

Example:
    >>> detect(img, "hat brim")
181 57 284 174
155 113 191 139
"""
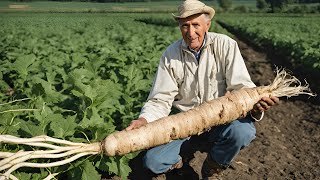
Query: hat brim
172 6 215 20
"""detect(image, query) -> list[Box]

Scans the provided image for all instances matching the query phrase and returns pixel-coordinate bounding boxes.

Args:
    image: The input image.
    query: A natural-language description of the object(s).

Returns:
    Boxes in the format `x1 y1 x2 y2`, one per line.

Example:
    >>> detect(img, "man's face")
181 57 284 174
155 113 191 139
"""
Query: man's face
179 14 211 52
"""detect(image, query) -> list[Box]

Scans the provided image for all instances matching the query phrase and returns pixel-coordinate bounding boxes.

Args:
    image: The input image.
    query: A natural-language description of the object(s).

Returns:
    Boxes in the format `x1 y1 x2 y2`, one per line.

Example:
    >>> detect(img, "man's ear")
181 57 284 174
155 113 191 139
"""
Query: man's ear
206 21 211 31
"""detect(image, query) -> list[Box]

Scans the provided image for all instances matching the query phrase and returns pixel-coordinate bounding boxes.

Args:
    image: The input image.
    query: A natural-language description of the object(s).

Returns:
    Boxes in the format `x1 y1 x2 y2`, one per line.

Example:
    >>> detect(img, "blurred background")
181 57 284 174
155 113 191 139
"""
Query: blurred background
1 0 320 13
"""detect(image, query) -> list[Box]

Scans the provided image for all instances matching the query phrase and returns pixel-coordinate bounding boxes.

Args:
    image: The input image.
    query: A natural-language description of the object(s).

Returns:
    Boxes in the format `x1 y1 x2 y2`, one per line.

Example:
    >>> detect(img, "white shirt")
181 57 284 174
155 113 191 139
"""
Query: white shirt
139 32 258 123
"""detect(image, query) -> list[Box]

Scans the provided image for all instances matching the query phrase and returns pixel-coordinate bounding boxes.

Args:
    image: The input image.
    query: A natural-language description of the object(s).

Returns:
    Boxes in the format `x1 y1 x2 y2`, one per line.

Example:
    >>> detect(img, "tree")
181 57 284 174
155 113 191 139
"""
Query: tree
256 0 268 10
265 0 289 12
218 0 232 11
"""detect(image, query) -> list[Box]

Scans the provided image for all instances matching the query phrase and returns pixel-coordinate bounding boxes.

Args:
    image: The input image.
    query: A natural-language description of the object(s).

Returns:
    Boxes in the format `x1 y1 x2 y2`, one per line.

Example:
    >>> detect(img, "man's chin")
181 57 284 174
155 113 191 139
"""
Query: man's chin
189 45 199 51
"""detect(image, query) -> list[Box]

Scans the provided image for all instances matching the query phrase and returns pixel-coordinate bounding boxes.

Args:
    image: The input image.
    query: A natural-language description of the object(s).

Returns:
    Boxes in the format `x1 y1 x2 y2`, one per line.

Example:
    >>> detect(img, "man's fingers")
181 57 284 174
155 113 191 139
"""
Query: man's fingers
259 100 270 110
261 97 273 106
126 119 147 131
256 102 265 111
270 96 280 103
257 96 280 112
125 123 134 131
262 96 280 106
126 121 137 131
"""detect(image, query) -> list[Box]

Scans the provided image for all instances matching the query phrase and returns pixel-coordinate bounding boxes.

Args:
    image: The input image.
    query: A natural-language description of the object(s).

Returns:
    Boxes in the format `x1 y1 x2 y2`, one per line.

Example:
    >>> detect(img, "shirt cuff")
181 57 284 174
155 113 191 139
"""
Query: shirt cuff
250 111 264 122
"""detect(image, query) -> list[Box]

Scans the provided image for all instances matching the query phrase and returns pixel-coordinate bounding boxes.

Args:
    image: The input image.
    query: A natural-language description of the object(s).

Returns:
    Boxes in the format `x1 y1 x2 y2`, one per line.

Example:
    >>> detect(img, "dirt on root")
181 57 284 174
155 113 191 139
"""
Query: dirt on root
121 38 320 180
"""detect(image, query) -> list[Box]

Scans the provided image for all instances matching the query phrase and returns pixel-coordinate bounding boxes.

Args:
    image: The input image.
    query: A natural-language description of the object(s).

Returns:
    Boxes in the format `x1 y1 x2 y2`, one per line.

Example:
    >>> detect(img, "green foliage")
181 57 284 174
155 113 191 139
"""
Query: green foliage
233 5 250 12
69 160 101 180
256 0 268 9
217 14 320 71
13 170 49 180
265 0 290 12
0 13 182 179
285 3 320 13
218 0 233 11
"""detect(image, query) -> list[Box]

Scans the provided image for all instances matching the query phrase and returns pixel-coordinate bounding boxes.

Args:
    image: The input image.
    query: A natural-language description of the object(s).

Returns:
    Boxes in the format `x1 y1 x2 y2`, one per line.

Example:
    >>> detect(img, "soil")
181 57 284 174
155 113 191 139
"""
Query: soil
123 38 320 180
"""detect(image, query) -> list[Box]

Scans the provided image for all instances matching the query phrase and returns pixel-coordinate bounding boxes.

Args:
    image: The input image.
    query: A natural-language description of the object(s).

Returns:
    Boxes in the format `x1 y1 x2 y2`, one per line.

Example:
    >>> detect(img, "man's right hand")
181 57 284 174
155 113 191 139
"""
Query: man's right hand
125 118 148 131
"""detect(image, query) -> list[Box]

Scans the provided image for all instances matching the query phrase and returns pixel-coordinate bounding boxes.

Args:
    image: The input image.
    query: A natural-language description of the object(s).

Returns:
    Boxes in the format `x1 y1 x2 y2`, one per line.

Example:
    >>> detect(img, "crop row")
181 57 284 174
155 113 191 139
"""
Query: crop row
217 14 320 71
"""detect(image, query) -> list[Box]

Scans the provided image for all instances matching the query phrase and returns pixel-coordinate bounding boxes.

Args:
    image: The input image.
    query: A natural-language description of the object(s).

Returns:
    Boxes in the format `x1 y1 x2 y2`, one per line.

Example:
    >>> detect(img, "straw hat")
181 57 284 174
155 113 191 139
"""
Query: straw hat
172 0 215 20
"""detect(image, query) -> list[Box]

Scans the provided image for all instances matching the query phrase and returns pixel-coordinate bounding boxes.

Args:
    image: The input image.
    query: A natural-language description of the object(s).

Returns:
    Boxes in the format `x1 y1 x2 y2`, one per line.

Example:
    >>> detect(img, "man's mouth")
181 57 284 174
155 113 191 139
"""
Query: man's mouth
189 37 198 42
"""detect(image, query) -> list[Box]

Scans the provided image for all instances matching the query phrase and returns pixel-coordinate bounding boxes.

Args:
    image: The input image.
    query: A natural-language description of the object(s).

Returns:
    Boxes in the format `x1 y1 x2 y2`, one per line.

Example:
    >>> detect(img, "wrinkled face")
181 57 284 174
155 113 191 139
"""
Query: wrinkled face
179 14 211 52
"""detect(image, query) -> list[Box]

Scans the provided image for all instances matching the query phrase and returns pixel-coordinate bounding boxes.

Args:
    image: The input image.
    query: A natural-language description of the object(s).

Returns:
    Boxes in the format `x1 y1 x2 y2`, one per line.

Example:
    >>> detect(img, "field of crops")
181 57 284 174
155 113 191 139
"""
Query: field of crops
0 13 180 179
217 14 320 71
0 11 319 179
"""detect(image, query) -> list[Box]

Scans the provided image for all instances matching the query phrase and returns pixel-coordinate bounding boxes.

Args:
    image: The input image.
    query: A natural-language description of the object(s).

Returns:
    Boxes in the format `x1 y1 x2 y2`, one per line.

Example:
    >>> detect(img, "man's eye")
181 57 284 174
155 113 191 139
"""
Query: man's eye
182 25 188 29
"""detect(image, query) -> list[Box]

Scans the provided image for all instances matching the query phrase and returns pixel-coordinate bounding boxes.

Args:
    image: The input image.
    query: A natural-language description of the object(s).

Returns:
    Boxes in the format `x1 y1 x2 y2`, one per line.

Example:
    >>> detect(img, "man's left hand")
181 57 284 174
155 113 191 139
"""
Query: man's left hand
252 96 280 113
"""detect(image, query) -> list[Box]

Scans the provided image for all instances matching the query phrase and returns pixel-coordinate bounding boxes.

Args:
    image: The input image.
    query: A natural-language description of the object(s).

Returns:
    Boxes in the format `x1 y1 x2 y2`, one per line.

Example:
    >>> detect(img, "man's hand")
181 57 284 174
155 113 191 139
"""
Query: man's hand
126 118 148 131
252 96 279 113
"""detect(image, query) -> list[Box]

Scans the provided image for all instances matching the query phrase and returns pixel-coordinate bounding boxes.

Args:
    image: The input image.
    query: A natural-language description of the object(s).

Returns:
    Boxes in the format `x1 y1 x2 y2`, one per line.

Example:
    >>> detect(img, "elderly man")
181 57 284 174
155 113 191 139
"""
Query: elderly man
126 0 279 178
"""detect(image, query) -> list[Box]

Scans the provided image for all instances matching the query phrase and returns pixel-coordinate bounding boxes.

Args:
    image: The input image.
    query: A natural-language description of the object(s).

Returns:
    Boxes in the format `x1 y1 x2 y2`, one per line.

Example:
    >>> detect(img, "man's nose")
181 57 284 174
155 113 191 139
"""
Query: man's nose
187 26 195 38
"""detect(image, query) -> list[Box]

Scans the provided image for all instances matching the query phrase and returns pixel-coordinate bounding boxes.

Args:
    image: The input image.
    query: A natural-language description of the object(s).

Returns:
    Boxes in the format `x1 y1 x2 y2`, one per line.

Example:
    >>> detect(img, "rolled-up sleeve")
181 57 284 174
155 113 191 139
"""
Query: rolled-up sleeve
139 55 179 123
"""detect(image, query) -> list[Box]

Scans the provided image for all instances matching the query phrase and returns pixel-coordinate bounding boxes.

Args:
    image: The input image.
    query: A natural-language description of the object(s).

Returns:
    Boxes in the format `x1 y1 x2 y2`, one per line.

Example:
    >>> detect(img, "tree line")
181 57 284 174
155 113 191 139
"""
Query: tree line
10 0 320 13
256 0 319 12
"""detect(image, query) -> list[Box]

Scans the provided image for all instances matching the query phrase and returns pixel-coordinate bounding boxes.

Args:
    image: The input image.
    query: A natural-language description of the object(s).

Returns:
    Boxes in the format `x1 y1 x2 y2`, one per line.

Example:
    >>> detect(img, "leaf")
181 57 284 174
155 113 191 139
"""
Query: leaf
69 78 97 101
79 107 115 141
81 160 101 180
46 70 57 85
95 156 109 173
83 85 98 101
0 113 19 135
90 79 122 115
18 119 44 137
12 172 32 180
70 160 101 180
30 78 67 103
106 156 132 179
105 157 118 176
109 70 119 83
33 101 53 122
118 156 132 179
30 170 48 180
68 68 95 85
50 115 77 138
84 59 105 76
79 107 104 128
30 173 42 180
71 53 88 69
92 122 115 141
12 54 36 78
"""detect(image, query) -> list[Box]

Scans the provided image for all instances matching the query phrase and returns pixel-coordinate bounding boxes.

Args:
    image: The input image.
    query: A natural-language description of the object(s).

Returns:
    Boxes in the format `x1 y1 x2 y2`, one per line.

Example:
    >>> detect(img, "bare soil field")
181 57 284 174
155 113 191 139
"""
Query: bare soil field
119 38 320 180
